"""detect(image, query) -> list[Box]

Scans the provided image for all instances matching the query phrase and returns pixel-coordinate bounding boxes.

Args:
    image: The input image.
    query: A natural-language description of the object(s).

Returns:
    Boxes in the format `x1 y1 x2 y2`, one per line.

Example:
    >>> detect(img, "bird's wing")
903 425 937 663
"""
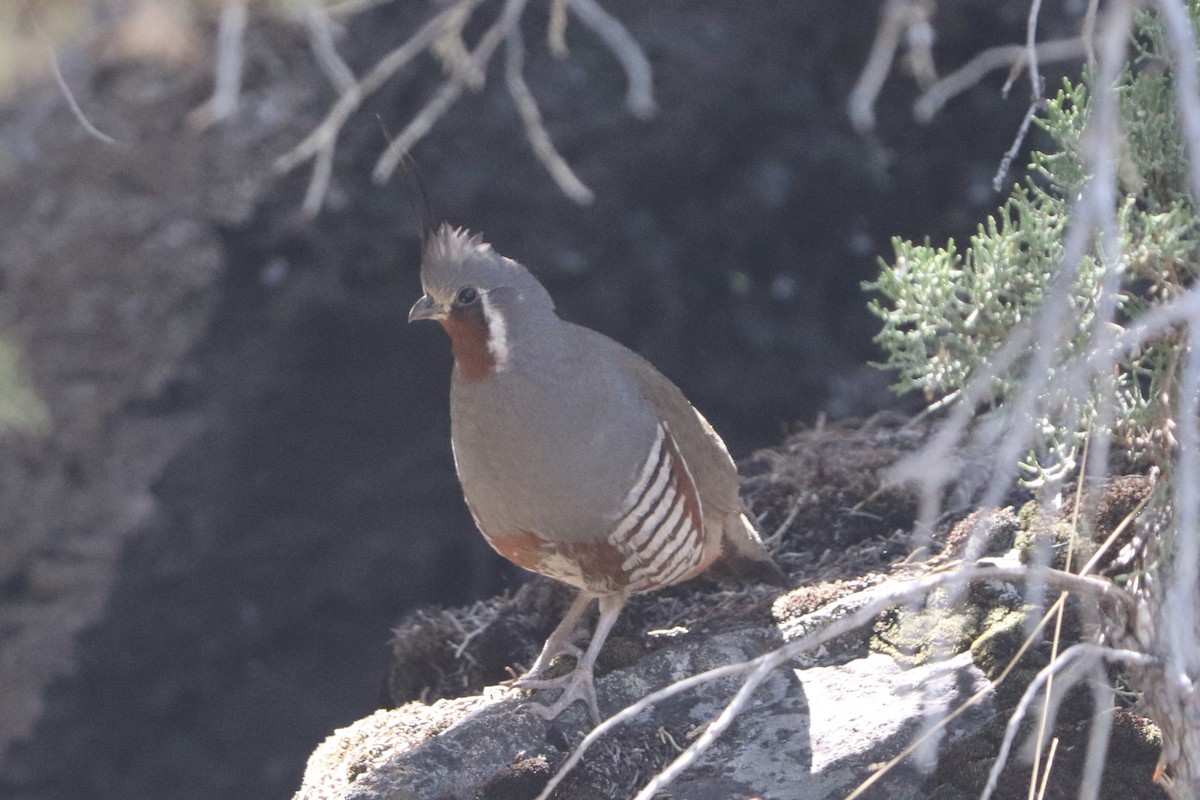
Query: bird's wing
605 420 708 591
565 324 742 519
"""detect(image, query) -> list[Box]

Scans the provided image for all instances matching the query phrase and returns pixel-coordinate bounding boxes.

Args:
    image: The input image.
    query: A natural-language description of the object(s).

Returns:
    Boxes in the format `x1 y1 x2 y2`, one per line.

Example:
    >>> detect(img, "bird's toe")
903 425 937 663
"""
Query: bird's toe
511 642 584 685
517 668 601 725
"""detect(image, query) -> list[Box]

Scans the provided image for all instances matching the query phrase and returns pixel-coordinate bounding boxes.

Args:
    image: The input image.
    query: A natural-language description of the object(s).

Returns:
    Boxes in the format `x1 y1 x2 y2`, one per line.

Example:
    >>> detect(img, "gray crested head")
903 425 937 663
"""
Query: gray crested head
418 224 554 313
408 224 561 379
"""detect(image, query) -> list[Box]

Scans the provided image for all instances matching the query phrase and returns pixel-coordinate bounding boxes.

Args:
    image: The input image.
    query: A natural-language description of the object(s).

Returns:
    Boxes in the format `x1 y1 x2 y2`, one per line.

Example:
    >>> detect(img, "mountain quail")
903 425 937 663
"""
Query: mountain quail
408 225 786 723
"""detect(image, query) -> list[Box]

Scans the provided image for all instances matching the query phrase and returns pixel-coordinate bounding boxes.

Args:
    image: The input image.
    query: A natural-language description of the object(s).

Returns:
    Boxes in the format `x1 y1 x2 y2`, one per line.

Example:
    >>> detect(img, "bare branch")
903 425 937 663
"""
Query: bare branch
848 0 909 133
989 0 1049 193
373 79 465 184
914 38 1088 123
305 2 356 93
844 592 1070 800
548 0 570 58
1095 287 1200 371
1156 0 1200 204
1078 664 1116 800
849 0 1200 794
1083 0 1100 70
274 2 468 175
568 0 656 118
40 23 117 145
992 100 1042 191
903 4 938 90
302 144 335 217
189 0 247 130
631 655 778 800
372 0 524 185
763 493 805 548
1025 0 1047 100
980 643 1153 800
504 22 595 204
280 0 650 213
899 0 1135 572
1163 295 1200 680
324 0 398 17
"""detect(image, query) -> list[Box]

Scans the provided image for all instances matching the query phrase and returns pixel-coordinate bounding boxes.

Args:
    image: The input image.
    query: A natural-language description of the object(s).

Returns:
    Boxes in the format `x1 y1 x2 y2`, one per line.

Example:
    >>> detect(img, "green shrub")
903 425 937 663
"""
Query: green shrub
867 5 1200 485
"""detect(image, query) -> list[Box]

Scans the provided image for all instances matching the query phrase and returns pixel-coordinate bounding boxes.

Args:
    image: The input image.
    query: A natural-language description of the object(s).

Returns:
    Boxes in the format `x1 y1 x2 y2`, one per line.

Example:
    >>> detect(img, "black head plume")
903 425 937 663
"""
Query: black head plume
395 151 436 242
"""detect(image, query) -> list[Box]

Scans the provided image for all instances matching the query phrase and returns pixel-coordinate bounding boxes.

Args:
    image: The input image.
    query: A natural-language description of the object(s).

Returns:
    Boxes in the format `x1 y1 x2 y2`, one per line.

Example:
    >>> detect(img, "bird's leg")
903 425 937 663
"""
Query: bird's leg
513 591 592 683
519 593 625 724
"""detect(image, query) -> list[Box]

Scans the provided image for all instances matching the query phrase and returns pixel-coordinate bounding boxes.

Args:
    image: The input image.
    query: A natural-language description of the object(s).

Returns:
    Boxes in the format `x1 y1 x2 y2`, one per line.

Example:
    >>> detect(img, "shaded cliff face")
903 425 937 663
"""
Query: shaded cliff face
0 2 1075 799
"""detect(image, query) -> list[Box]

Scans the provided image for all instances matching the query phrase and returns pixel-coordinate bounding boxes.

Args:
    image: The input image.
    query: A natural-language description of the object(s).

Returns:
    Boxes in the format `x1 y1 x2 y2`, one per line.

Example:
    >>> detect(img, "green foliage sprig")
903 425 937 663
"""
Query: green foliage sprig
868 7 1200 485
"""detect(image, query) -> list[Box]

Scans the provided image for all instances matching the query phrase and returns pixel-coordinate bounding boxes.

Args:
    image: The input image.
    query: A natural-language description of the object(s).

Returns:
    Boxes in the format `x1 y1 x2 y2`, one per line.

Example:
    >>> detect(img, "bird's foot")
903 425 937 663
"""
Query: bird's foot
516 665 601 724
509 642 584 685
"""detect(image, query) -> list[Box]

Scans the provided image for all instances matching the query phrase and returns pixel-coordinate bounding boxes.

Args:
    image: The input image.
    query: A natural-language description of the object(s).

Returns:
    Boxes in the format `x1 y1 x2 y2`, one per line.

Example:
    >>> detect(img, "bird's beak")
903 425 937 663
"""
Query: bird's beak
408 294 448 323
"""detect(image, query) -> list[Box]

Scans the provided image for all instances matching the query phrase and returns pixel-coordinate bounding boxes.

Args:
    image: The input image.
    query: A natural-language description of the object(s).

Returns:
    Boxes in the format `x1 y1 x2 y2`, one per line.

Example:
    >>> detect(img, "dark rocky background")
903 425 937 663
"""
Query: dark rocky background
0 2 1081 799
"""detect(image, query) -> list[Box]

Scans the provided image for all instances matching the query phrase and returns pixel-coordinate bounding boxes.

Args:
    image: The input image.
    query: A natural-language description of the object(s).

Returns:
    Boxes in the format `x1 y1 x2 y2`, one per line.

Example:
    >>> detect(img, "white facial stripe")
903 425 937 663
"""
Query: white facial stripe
479 293 510 370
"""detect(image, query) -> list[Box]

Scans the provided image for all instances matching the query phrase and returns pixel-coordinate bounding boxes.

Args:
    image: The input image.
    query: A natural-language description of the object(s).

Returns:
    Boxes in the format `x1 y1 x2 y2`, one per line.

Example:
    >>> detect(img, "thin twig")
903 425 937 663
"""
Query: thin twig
1027 447 1089 800
548 0 570 58
992 101 1043 191
1025 0 1047 101
1094 287 1200 372
914 38 1088 123
1156 0 1200 205
41 24 117 144
302 144 335 216
305 2 356 93
631 656 778 800
848 0 909 132
372 0 526 185
844 592 1069 800
189 0 247 130
945 0 1133 569
1164 300 1200 681
325 0 399 16
1078 664 1116 800
888 315 1037 538
1083 0 1100 71
1080 481 1155 576
903 0 937 90
763 494 805 548
275 1 468 174
980 643 1154 800
992 0 1047 193
568 0 655 118
1034 737 1060 800
504 22 595 203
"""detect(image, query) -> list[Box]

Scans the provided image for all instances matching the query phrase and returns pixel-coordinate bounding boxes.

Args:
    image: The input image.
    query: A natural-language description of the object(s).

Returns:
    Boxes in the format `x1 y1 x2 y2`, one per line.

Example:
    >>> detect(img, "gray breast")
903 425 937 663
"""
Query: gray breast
450 352 659 545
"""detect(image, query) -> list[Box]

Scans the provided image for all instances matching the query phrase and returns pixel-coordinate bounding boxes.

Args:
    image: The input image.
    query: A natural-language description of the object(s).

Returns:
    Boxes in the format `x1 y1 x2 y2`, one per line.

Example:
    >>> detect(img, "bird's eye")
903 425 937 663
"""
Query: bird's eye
456 286 479 305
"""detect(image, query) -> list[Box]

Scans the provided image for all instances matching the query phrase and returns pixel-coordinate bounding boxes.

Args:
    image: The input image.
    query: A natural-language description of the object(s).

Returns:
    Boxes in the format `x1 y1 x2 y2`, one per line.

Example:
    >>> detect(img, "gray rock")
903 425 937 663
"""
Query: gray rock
296 627 992 800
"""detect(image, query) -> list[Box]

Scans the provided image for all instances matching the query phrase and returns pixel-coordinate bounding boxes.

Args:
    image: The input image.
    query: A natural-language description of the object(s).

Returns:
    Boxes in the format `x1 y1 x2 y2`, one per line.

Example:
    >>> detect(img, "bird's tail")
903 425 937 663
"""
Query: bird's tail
707 512 788 587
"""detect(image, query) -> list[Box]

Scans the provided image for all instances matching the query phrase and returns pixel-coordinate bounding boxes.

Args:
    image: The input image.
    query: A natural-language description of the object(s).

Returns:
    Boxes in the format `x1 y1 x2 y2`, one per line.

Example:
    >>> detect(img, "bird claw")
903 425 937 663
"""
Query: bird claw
509 642 584 685
511 672 572 690
516 666 601 725
508 592 622 726
557 642 586 661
